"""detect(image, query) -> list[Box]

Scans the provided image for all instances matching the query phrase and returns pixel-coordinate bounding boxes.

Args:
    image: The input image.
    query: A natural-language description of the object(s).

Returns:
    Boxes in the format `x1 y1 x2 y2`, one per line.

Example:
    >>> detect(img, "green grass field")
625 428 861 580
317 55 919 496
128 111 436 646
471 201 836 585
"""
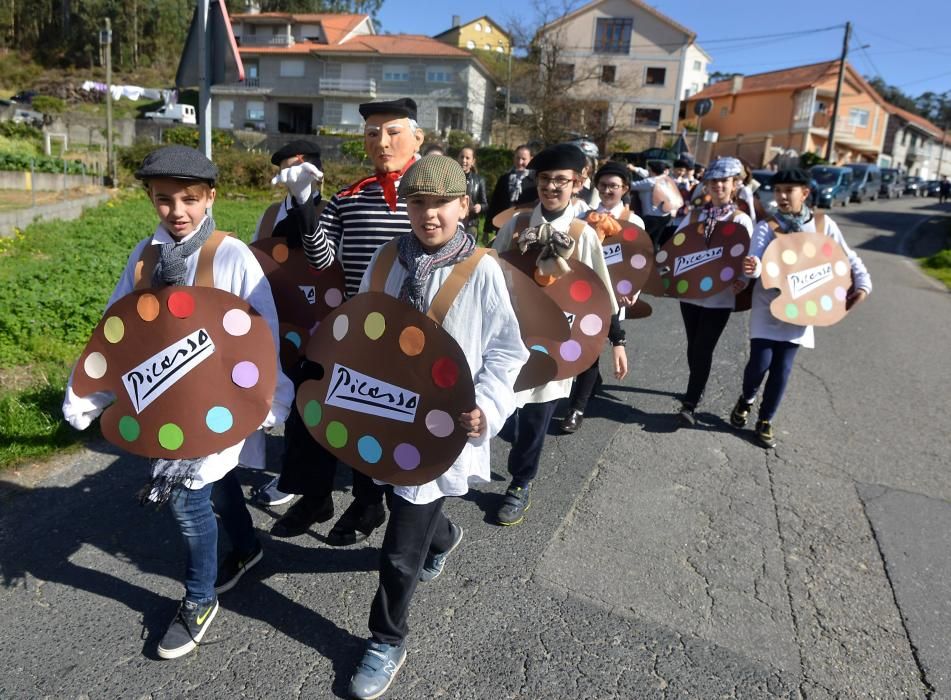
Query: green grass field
0 190 273 469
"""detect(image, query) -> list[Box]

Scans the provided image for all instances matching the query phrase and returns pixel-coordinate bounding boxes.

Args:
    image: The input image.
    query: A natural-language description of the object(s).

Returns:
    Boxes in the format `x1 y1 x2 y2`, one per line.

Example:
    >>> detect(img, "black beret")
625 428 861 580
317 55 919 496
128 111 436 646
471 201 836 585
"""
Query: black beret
134 145 218 185
359 97 418 121
673 158 691 169
773 168 811 185
594 161 630 186
271 139 322 168
529 143 586 174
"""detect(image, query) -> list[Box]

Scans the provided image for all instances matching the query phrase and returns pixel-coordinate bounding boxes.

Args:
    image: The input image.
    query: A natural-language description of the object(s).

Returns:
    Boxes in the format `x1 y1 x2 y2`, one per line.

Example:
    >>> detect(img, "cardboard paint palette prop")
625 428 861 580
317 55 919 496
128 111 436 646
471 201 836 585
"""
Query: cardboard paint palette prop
296 292 476 486
652 218 749 299
496 258 570 391
760 231 852 327
652 175 685 214
71 287 277 459
589 214 655 308
492 205 534 231
499 249 612 384
251 239 347 370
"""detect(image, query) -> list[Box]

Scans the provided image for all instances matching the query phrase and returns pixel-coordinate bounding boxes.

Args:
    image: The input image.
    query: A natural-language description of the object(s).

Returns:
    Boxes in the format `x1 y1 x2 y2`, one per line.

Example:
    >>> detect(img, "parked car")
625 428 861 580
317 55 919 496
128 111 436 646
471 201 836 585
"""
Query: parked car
904 176 926 196
879 168 903 199
11 106 44 128
845 163 881 203
924 179 942 196
10 89 37 105
810 166 853 208
144 103 197 124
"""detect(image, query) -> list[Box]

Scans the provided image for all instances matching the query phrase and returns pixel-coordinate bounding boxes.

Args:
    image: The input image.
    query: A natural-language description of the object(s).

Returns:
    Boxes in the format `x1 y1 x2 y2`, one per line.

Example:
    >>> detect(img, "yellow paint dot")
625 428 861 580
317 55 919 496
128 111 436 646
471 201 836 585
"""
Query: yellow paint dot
103 316 125 343
364 312 386 340
781 249 798 265
802 241 816 258
672 232 686 247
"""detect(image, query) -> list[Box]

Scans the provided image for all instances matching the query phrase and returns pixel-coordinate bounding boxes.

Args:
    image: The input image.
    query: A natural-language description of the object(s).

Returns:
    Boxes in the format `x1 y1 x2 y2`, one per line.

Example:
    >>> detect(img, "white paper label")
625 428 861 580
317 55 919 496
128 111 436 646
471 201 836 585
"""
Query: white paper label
674 246 723 276
122 328 215 414
325 363 419 423
299 285 316 305
564 311 576 328
603 242 623 266
787 262 833 300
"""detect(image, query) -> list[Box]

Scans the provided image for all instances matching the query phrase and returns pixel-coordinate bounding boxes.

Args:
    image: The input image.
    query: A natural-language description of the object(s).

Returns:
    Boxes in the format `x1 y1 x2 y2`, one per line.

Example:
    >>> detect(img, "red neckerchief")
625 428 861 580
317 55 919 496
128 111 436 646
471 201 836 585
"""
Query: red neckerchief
341 158 416 212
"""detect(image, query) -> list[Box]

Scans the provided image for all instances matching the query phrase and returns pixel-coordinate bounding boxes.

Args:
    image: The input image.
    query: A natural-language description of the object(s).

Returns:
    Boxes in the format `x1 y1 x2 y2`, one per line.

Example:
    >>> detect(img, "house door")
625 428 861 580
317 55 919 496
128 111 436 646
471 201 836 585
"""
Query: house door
217 100 234 129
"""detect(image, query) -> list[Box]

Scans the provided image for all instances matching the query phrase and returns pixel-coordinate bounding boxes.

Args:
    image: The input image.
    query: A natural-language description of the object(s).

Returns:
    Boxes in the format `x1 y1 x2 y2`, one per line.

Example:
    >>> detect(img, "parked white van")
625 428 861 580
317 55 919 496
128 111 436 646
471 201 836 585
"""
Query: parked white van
144 104 197 124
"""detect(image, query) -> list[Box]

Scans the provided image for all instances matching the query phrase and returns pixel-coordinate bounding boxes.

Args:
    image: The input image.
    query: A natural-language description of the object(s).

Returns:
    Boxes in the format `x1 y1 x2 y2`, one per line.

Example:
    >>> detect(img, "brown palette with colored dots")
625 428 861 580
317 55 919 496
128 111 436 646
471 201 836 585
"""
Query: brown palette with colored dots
499 250 613 383
760 231 852 327
71 287 278 459
297 292 476 487
652 218 749 299
599 219 655 308
250 240 347 370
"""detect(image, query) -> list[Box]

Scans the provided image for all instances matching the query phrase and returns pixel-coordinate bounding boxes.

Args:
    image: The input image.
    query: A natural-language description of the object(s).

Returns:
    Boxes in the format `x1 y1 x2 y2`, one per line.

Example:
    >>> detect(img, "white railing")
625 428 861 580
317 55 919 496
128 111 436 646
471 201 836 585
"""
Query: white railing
318 78 377 95
239 34 294 47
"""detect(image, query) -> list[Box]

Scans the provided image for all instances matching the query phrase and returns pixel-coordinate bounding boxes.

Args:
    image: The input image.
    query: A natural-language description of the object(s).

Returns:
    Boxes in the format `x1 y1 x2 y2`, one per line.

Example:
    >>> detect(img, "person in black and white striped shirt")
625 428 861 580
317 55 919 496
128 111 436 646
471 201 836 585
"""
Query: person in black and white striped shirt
271 97 424 547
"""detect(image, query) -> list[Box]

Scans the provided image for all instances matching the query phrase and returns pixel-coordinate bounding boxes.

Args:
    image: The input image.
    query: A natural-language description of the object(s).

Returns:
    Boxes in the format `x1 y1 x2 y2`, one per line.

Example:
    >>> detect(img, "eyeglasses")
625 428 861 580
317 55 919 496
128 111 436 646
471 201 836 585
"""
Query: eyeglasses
538 175 575 189
597 183 624 192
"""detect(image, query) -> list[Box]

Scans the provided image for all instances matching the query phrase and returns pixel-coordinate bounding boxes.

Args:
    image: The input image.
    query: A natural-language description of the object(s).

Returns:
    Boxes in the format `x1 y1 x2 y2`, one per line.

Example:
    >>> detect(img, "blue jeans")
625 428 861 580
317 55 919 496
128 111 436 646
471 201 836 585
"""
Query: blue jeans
167 470 257 604
742 338 800 422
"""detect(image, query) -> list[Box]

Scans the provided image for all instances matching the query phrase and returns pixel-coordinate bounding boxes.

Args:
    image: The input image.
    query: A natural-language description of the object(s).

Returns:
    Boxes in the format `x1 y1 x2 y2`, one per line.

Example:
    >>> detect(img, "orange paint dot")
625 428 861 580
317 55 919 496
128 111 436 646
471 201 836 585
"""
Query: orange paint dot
533 269 556 286
137 293 161 322
399 326 426 356
272 243 289 263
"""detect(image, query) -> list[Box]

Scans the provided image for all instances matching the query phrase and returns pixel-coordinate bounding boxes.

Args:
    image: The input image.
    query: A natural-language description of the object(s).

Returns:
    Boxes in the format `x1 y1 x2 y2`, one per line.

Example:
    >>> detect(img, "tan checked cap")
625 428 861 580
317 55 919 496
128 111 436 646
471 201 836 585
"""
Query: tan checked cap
398 155 467 198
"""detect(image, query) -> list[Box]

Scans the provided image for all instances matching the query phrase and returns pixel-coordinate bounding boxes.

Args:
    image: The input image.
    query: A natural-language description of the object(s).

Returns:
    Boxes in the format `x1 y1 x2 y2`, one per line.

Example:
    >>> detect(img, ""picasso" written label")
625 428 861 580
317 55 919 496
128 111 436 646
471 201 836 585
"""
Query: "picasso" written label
122 328 215 414
674 247 724 276
787 262 833 299
325 363 419 423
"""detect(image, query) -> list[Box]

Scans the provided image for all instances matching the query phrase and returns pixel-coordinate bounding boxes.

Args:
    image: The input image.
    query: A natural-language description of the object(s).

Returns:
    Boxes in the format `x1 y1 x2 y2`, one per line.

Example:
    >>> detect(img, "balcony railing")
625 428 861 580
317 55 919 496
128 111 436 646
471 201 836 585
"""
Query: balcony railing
318 78 377 96
238 34 294 47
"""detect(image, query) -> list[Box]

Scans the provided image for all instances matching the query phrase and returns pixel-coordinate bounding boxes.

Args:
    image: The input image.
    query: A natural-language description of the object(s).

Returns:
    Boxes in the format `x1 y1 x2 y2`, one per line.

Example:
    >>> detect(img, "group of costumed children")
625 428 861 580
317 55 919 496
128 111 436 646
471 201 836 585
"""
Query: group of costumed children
62 96 870 700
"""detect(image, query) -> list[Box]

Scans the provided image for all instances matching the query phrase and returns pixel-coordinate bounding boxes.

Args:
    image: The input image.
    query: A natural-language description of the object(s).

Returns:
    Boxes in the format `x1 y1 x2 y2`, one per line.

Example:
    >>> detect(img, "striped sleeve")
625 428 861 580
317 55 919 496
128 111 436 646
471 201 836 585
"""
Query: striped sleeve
302 194 341 270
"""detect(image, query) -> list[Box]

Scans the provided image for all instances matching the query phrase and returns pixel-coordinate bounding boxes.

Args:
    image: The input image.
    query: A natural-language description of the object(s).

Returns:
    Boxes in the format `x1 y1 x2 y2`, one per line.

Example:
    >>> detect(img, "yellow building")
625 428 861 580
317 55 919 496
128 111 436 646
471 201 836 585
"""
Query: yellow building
434 15 511 55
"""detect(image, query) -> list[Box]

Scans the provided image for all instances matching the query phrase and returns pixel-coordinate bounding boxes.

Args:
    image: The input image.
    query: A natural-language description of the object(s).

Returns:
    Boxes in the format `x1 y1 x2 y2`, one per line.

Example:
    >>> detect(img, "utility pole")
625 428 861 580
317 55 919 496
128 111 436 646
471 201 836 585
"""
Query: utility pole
937 125 947 177
102 18 115 186
197 0 212 159
825 21 851 164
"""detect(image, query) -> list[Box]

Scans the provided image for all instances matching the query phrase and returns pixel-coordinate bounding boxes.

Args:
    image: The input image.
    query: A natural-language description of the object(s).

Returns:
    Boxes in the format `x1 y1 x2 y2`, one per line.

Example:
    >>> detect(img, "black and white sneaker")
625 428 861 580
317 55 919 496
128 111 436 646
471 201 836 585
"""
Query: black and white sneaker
157 597 219 660
215 540 263 594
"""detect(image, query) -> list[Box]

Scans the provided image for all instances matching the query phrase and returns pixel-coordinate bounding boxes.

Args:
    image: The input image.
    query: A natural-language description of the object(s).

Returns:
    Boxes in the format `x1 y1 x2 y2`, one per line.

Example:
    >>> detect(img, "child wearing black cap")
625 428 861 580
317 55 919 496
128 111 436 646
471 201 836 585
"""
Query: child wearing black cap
62 145 293 660
730 168 870 448
347 155 527 700
491 143 620 525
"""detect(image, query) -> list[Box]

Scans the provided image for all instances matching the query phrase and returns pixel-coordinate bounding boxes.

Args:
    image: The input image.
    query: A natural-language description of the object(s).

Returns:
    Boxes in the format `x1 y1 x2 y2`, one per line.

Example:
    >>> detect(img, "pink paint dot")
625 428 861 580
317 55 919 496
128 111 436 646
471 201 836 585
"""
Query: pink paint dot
616 279 633 295
834 286 847 301
720 266 735 282
560 340 582 362
579 314 603 336
425 410 454 438
730 243 746 258
232 361 259 389
630 254 647 270
324 288 343 308
222 308 252 336
394 443 421 470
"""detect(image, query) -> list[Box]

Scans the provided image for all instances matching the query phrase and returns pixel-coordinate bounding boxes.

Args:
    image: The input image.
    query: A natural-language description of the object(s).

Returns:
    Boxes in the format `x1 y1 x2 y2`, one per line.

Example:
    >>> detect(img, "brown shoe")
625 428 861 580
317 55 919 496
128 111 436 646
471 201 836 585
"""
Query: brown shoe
560 409 584 434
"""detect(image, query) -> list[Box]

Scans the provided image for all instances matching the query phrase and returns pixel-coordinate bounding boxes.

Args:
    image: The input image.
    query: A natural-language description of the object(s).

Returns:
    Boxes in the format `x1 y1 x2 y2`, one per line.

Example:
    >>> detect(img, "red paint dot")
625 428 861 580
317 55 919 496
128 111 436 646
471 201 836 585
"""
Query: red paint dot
721 223 736 236
569 280 592 303
431 357 459 389
167 291 195 318
822 241 835 257
622 227 638 242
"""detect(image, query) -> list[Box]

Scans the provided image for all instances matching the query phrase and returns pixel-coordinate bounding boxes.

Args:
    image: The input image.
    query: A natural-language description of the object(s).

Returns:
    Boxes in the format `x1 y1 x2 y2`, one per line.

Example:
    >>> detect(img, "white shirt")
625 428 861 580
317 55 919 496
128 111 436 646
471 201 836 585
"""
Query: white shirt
492 205 618 406
597 201 646 229
746 213 872 349
359 249 529 505
630 176 672 218
676 208 753 310
63 220 295 489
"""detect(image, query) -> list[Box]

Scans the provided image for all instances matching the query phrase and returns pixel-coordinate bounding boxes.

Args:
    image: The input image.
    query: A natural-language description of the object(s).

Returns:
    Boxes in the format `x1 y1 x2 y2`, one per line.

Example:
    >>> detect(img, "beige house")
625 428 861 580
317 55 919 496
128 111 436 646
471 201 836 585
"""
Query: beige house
535 0 702 149
434 15 512 55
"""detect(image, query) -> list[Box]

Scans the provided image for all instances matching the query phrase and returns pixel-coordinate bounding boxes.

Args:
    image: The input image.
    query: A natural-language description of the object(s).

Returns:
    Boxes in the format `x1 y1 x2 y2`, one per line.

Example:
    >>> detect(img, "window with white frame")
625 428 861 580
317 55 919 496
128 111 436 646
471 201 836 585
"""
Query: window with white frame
427 66 453 83
849 108 870 128
280 59 305 77
383 64 410 82
247 101 265 121
693 60 702 71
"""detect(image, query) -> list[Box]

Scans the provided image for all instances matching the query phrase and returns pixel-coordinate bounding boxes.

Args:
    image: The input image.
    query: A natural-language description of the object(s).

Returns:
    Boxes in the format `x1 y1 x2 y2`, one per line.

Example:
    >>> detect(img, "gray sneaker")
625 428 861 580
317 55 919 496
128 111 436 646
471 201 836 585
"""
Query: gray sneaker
251 476 295 507
496 484 531 526
419 523 463 582
348 639 407 699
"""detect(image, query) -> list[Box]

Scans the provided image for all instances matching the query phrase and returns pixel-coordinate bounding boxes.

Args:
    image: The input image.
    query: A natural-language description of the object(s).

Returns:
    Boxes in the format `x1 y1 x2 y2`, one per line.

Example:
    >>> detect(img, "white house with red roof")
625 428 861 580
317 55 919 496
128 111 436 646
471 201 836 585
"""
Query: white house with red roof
212 11 496 141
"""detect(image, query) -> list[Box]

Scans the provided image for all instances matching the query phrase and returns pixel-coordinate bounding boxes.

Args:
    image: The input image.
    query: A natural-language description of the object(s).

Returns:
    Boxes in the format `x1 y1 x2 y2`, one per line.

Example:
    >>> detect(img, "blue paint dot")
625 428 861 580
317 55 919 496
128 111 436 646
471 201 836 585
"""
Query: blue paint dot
357 435 383 464
205 406 234 434
820 295 833 311
530 344 549 355
699 276 713 292
285 331 302 348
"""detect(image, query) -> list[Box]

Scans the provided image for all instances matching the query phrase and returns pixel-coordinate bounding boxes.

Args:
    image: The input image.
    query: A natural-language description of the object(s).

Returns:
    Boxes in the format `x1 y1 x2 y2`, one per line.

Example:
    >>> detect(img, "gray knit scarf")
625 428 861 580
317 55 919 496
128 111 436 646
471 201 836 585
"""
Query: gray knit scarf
775 204 812 233
142 213 216 505
397 227 476 313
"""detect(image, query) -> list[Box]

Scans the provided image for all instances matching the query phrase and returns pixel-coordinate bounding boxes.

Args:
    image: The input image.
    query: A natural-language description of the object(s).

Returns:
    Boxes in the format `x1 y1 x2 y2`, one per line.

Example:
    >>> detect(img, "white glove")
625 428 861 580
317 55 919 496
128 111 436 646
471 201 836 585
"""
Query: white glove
62 385 112 431
271 162 323 204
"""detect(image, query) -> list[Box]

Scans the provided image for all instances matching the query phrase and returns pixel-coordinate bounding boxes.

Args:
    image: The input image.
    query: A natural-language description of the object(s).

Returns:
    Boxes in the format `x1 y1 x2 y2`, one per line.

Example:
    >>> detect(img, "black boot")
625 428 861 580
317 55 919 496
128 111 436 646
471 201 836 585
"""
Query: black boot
560 409 584 434
270 494 334 538
326 500 386 547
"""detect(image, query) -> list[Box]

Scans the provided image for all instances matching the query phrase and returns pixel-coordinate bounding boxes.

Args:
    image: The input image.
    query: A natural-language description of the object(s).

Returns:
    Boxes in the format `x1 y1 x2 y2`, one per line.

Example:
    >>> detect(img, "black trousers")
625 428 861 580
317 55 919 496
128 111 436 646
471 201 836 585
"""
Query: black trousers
506 399 559 488
368 489 454 645
277 387 384 506
679 302 733 408
642 215 671 250
568 358 602 413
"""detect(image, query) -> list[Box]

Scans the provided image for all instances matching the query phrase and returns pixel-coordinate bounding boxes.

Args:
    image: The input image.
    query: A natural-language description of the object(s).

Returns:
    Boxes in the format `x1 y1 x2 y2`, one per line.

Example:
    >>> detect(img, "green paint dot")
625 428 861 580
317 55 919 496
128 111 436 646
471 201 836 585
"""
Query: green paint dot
662 278 670 290
326 421 348 449
676 279 689 295
804 300 818 317
158 423 185 451
785 303 799 320
303 400 322 427
118 416 140 442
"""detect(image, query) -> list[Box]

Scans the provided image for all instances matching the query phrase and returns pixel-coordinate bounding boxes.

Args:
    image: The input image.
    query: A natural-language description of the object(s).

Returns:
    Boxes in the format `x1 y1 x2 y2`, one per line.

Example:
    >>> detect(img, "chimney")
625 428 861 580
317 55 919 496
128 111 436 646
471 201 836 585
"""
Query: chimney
730 75 744 94
452 15 461 27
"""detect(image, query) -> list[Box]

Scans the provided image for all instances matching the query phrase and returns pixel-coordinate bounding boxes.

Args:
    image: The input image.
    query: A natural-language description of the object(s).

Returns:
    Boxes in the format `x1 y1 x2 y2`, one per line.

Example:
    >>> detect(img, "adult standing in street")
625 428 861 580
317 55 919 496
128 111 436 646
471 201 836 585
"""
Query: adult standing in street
484 145 535 236
458 147 487 239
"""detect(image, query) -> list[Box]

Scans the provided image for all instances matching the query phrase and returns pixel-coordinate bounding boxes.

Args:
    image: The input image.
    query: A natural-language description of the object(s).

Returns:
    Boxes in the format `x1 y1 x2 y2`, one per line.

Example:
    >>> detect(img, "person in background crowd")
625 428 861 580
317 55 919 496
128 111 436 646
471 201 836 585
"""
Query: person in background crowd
485 145 535 235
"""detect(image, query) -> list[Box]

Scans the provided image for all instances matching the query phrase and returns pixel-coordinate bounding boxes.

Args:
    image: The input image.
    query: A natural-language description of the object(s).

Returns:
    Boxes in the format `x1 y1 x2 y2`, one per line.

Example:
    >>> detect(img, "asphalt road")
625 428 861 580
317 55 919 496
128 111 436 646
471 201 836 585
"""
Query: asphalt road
1 195 948 698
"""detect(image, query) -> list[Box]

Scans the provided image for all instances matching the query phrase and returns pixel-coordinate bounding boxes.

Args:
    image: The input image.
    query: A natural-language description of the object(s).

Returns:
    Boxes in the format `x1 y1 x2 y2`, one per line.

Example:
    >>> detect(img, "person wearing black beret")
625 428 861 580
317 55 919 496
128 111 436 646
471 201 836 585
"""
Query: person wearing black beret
490 144 621 525
273 98 424 546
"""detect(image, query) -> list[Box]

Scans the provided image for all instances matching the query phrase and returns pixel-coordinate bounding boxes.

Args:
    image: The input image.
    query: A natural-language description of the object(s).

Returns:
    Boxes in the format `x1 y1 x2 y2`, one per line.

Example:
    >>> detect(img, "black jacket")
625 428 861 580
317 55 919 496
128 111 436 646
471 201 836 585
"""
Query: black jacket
463 171 488 228
485 169 536 233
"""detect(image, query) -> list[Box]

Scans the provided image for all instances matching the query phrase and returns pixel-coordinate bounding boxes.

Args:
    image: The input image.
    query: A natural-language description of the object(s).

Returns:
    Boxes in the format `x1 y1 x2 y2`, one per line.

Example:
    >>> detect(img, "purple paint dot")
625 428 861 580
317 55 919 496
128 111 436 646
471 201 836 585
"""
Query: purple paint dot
616 279 633 295
630 254 647 270
324 288 343 308
232 361 259 389
394 443 421 470
560 340 582 362
720 266 735 282
834 286 847 301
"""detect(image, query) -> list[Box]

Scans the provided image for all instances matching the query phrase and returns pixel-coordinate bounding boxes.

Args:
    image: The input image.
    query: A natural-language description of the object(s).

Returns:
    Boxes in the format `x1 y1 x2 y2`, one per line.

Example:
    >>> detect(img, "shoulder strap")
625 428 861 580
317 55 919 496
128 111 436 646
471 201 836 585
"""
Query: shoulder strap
688 208 702 227
812 210 826 233
194 230 228 288
133 243 162 290
567 218 585 244
258 203 282 240
426 248 497 326
509 212 533 250
369 239 399 293
620 206 631 222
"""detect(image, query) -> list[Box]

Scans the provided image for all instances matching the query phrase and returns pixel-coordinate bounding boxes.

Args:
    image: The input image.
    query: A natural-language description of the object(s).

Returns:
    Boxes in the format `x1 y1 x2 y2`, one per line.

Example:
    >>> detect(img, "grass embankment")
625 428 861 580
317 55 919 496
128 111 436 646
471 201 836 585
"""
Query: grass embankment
0 190 273 470
919 219 951 290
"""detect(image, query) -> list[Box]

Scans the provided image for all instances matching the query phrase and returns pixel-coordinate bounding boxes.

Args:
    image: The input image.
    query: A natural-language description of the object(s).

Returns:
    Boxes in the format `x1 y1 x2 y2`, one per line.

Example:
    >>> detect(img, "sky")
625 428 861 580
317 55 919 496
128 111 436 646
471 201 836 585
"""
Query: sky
375 0 951 99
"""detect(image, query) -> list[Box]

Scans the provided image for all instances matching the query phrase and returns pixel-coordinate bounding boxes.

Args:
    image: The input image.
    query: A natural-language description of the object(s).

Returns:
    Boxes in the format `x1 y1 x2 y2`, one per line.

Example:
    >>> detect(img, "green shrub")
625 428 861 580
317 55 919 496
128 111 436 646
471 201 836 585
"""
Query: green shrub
0 120 42 141
340 139 367 164
800 151 827 168
921 248 951 269
475 146 514 195
0 151 83 174
31 95 66 114
163 126 234 149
